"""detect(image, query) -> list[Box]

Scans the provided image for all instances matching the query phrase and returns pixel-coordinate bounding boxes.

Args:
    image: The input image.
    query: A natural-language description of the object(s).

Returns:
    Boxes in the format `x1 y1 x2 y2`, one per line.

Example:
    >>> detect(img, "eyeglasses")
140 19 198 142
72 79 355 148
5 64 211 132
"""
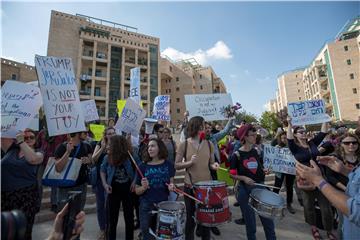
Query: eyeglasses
158 130 164 133
342 141 358 145
24 136 35 140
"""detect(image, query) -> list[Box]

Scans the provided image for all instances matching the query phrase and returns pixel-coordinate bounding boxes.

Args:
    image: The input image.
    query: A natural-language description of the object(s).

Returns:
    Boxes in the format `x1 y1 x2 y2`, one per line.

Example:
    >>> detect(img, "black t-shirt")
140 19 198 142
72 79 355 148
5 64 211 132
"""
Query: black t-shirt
112 164 130 185
230 148 265 183
319 141 335 156
54 141 93 187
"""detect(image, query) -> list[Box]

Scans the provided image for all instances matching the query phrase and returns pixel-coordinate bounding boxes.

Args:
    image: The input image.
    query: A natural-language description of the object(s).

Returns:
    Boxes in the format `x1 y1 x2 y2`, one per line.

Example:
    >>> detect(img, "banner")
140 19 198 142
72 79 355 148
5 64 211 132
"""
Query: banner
184 93 233 121
130 67 141 104
152 95 170 121
35 55 86 136
115 98 146 136
263 144 296 175
81 100 99 123
117 99 143 116
89 124 105 141
1 80 42 137
287 99 331 126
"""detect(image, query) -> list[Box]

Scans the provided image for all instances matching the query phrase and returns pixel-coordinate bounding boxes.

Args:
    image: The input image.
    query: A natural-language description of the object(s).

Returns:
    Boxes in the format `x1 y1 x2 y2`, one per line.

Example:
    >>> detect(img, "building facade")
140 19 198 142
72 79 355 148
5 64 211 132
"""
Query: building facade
160 57 227 127
1 58 37 86
47 10 160 120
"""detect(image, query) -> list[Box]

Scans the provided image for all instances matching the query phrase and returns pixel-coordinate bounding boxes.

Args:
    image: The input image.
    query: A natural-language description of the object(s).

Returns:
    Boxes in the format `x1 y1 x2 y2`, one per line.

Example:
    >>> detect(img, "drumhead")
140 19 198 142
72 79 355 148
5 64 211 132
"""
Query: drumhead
158 201 185 211
250 189 285 206
194 180 226 187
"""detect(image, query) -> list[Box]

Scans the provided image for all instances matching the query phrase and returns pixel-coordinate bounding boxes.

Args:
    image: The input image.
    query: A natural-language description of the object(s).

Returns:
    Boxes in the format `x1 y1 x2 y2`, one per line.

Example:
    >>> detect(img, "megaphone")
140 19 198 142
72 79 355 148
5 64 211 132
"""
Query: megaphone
144 118 158 134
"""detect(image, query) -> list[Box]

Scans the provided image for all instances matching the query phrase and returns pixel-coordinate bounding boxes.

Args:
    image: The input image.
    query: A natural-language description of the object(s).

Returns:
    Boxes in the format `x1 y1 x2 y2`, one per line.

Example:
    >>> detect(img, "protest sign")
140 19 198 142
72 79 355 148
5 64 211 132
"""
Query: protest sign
287 99 331 126
89 124 105 141
184 93 233 121
152 95 170 121
129 67 140 104
35 55 86 136
117 99 143 116
115 98 146 136
1 80 42 137
263 144 296 175
81 100 99 123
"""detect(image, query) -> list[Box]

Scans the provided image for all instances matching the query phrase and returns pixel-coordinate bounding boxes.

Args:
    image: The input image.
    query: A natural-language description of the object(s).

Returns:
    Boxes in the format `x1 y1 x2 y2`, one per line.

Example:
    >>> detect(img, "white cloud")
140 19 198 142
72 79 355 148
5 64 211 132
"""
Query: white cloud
161 40 233 65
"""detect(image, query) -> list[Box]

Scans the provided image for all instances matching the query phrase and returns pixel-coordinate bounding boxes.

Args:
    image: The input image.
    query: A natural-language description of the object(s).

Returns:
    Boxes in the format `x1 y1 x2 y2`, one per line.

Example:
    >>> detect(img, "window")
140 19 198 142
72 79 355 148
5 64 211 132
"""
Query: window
11 74 17 80
353 88 357 94
169 66 172 72
350 73 355 79
176 77 179 82
299 97 301 100
200 74 202 79
95 87 101 96
177 108 180 113
168 89 171 93
297 82 299 85
344 45 348 51
165 90 167 93
169 79 171 83
176 87 179 91
200 85 203 90
298 89 300 93
347 59 352 65
176 98 180 102
356 104 360 109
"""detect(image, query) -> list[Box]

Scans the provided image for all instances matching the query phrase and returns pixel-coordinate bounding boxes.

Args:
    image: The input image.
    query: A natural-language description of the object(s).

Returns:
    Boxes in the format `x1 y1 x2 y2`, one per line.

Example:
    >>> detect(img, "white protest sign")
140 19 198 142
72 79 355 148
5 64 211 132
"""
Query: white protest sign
152 95 170 121
115 98 146 136
263 144 296 175
1 80 42 137
130 67 141 104
35 55 86 136
81 100 99 123
184 93 233 121
287 99 331 126
28 113 40 131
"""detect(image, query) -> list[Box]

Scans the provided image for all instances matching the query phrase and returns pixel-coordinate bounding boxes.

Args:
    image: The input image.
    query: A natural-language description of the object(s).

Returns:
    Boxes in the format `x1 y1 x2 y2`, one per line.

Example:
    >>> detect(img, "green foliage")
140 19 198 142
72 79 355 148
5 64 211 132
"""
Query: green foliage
236 110 258 124
260 111 281 134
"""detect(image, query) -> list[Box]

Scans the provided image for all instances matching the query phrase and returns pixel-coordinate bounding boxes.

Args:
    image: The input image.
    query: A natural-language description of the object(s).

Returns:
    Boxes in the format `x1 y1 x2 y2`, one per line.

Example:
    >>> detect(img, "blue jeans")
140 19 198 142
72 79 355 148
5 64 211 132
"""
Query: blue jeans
94 179 106 231
236 184 276 240
139 200 157 240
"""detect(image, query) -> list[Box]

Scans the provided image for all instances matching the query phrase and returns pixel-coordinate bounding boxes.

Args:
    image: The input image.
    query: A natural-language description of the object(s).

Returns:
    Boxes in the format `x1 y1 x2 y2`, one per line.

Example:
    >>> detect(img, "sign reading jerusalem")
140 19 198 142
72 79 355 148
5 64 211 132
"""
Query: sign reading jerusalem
35 55 86 136
287 99 331 126
263 144 296 175
185 93 233 121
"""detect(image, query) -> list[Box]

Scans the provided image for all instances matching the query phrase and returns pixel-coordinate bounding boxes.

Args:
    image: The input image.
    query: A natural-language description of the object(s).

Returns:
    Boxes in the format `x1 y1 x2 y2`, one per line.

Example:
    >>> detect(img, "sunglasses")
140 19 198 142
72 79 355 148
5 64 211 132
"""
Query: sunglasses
24 136 36 140
158 130 164 133
296 131 306 134
342 141 358 145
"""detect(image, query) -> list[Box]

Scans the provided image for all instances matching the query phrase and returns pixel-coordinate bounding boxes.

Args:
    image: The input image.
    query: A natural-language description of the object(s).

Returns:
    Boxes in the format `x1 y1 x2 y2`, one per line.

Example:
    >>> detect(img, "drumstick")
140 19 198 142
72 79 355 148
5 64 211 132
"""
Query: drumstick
218 167 228 172
127 151 145 179
166 183 204 204
253 183 280 190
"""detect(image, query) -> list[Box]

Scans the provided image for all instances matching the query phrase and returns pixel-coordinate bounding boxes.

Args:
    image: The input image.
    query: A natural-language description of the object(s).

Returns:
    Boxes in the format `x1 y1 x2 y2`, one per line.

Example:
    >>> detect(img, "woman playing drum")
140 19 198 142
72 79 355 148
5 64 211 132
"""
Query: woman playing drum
229 124 276 240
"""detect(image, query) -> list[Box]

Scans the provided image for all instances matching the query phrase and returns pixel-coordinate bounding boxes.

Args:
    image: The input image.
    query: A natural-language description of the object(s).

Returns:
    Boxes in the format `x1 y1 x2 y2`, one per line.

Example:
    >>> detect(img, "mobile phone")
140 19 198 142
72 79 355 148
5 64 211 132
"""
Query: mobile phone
62 191 82 240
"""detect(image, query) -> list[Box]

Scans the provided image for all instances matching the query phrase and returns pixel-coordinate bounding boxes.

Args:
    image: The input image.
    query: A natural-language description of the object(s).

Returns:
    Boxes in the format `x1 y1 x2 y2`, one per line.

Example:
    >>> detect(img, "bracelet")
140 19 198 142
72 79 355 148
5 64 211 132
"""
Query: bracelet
318 179 328 190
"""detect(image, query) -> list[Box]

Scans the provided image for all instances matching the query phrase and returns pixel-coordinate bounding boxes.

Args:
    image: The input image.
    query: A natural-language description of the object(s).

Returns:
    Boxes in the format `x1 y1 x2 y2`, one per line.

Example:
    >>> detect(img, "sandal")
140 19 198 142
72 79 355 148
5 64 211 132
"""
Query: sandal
311 227 322 240
327 232 337 240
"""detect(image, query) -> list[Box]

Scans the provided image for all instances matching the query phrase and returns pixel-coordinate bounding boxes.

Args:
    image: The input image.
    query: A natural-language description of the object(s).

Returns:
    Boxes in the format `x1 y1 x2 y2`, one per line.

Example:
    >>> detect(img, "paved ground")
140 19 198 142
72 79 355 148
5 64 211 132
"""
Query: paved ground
33 190 328 240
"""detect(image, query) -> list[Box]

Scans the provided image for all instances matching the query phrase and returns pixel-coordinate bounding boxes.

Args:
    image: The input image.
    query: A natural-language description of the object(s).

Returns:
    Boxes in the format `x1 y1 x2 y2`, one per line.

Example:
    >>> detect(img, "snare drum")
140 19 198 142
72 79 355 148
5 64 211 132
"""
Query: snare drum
193 180 231 226
249 188 286 220
155 201 186 240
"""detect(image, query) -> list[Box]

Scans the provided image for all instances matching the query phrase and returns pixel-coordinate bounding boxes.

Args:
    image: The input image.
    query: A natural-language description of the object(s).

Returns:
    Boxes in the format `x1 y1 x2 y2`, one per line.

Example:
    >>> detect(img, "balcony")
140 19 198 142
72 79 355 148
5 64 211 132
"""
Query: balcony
95 70 107 81
141 95 148 100
320 87 330 97
83 49 93 58
138 58 148 66
125 57 136 64
80 74 92 82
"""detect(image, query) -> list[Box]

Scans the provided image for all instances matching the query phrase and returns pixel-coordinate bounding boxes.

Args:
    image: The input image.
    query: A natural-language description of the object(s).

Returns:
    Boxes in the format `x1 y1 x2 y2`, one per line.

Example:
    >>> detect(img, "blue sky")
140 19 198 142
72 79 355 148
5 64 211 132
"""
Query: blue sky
1 1 358 117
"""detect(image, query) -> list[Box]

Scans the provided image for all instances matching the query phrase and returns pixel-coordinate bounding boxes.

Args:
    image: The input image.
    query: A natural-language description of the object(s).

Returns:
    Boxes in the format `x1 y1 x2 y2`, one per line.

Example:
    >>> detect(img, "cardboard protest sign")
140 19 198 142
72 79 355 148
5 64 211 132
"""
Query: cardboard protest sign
129 67 140 104
117 99 143 116
287 99 331 126
1 80 42 137
184 93 233 121
81 100 99 123
89 124 105 141
263 144 296 175
35 55 86 136
115 98 146 136
152 95 170 121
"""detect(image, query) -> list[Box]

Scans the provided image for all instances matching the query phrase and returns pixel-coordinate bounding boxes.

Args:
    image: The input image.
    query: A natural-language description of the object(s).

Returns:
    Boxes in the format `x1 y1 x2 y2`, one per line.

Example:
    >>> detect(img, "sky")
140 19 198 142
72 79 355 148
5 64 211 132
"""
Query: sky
1 1 359 117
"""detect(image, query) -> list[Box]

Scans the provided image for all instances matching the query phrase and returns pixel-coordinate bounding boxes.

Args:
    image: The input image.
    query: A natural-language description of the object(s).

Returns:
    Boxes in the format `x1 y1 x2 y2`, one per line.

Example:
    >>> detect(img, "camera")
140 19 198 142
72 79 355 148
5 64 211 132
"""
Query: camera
1 210 27 240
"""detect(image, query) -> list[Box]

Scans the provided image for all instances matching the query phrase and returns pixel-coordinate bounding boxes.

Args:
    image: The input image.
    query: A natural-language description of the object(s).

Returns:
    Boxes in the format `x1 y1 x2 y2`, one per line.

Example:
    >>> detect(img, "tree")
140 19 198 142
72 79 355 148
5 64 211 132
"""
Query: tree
236 110 258 124
260 111 281 134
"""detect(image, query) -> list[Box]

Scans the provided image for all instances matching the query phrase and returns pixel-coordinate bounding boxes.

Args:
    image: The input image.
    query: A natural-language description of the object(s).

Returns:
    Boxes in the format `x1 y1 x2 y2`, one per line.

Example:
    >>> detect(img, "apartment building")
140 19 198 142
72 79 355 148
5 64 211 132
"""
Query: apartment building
267 17 360 121
160 57 227 127
47 10 160 120
1 58 37 86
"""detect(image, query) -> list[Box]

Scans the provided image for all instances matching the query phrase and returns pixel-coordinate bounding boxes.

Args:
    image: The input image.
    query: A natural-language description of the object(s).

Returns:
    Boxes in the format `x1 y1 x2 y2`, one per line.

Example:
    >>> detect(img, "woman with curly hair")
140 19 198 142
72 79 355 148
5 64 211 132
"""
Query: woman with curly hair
100 135 135 240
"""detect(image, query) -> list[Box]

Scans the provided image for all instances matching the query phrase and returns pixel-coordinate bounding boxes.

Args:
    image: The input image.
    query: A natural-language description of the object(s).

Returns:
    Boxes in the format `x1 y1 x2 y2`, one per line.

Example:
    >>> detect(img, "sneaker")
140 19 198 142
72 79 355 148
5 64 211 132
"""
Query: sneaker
233 202 240 207
234 218 245 225
134 219 140 230
287 205 296 214
97 230 105 240
211 227 221 236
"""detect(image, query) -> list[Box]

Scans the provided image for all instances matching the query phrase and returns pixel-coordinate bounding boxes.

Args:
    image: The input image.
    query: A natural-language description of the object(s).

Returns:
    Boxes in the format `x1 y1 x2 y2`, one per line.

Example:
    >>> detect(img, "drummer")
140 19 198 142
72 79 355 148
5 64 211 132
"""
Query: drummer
175 116 220 240
135 138 176 240
229 124 276 240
